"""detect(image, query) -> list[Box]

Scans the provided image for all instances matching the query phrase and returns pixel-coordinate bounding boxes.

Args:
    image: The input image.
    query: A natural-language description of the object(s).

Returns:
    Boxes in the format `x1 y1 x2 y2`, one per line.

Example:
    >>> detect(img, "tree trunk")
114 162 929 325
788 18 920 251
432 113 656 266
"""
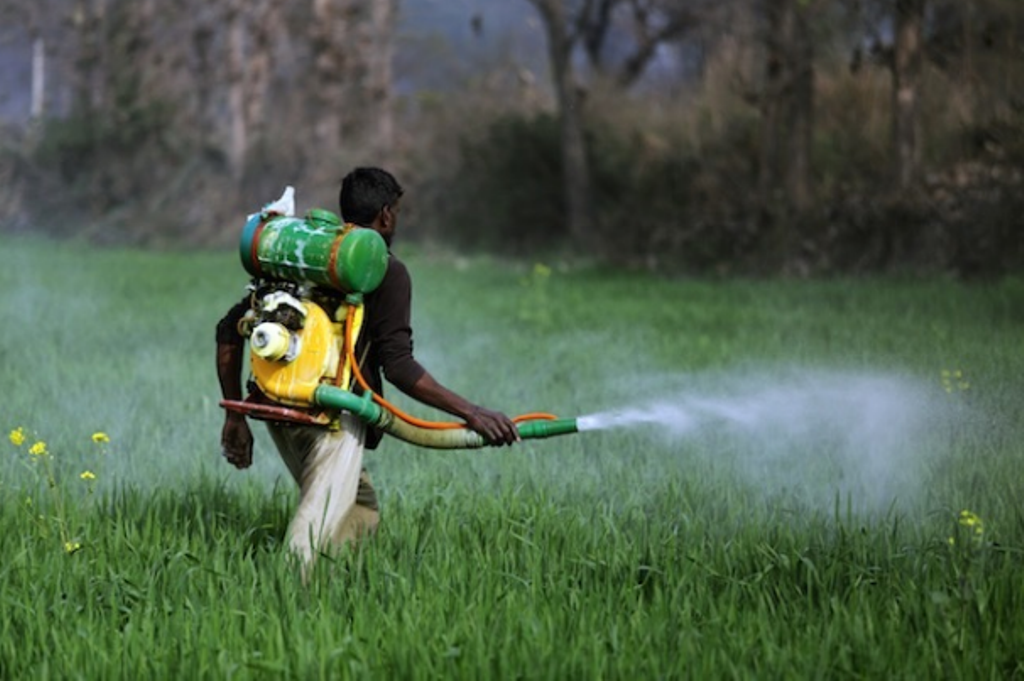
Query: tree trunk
71 0 103 114
68 0 110 211
758 0 786 210
530 0 593 243
30 35 45 119
226 2 247 181
245 0 281 153
758 0 816 270
759 0 814 213
368 0 398 163
893 0 924 191
189 3 218 154
786 3 814 213
310 0 351 166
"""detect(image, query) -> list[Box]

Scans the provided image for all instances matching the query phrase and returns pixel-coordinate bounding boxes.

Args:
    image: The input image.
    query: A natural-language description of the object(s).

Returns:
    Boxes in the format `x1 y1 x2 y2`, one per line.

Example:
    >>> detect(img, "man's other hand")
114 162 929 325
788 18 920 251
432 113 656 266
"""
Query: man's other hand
221 414 254 469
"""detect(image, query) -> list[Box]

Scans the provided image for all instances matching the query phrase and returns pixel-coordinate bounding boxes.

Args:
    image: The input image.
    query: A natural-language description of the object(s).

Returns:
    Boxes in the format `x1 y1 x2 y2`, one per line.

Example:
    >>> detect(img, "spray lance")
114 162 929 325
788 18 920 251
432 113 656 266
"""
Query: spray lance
219 188 578 448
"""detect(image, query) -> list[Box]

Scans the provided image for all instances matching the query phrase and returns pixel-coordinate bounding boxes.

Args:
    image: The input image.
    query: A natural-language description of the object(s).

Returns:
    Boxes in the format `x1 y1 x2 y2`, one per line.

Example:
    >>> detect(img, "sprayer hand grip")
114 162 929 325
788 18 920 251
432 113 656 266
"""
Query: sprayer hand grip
464 407 520 446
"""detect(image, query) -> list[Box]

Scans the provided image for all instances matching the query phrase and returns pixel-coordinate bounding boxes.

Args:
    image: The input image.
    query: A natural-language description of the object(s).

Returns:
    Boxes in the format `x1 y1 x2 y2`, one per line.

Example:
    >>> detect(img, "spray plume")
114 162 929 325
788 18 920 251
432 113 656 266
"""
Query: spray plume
576 369 958 514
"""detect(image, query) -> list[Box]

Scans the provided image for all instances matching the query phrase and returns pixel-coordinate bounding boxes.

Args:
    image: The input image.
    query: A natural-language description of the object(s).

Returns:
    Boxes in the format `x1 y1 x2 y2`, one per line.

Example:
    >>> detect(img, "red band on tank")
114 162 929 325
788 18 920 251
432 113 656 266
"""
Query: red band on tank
326 233 344 291
249 219 267 277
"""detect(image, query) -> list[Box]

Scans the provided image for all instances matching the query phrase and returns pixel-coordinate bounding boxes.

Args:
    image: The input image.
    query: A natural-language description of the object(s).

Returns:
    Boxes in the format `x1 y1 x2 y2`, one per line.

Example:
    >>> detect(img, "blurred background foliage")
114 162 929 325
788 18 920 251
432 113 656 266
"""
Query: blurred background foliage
0 0 1022 276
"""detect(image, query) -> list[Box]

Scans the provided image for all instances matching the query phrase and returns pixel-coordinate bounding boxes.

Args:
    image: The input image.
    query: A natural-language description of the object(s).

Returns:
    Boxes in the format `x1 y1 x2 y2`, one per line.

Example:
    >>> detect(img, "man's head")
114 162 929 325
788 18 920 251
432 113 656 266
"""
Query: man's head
339 167 404 246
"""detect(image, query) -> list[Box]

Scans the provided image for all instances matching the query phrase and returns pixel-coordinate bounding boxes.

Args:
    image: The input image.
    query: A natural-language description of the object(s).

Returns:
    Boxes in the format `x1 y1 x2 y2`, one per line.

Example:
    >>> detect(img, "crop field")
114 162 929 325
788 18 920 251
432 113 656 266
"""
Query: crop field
2 236 1023 679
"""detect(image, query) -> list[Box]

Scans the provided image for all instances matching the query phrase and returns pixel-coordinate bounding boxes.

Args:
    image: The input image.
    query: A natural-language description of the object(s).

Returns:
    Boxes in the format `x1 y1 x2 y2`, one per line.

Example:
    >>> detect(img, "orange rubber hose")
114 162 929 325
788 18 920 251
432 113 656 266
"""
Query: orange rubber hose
344 304 558 430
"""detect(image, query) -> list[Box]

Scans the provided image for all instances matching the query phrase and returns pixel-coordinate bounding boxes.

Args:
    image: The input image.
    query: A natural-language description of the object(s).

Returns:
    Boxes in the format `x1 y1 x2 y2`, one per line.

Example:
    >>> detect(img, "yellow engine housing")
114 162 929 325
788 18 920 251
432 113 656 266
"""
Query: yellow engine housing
250 300 363 407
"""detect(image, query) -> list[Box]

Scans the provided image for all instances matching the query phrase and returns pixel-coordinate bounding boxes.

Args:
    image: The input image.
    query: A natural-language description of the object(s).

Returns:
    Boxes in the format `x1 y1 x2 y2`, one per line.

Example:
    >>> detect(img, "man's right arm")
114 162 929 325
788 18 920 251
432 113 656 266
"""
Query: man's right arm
369 259 518 446
216 299 254 469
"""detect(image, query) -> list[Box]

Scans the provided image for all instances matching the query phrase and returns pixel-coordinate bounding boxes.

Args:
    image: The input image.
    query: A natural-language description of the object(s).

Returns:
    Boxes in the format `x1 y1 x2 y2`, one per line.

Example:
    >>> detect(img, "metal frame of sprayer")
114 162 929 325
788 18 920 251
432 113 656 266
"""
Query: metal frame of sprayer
220 200 578 449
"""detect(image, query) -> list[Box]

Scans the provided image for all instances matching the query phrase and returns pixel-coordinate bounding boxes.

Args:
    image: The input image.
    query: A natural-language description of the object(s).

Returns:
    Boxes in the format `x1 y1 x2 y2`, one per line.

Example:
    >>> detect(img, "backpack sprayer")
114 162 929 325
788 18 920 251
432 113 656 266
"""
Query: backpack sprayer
219 189 578 448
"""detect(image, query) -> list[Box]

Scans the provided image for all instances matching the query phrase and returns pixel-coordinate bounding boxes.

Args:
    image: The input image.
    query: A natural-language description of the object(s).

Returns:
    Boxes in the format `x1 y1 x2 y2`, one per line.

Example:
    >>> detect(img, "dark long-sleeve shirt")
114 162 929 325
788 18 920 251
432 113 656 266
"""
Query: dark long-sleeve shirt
357 255 426 395
355 255 426 448
216 253 425 449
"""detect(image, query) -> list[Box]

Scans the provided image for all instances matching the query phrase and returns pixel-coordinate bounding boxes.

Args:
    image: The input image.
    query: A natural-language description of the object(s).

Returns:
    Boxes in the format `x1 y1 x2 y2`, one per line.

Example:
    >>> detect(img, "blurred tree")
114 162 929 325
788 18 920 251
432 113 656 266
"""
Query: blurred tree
369 0 399 164
70 0 105 117
927 0 1024 147
758 0 818 222
307 0 398 171
226 1 247 180
225 0 284 181
846 0 926 190
578 0 704 88
527 0 594 243
893 0 925 191
30 19 45 120
310 0 353 161
525 0 699 242
0 0 56 123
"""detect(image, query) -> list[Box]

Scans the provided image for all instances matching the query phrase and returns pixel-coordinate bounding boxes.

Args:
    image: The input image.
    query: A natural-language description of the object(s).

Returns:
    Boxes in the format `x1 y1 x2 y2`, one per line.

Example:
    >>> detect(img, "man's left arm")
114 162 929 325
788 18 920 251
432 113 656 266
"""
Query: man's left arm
370 259 519 445
402 372 520 445
216 299 255 469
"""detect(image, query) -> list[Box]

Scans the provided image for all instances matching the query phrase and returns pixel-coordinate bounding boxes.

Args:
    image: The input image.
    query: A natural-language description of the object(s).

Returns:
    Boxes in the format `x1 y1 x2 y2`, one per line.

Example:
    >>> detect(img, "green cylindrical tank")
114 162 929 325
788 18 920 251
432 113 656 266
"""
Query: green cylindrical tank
240 208 389 294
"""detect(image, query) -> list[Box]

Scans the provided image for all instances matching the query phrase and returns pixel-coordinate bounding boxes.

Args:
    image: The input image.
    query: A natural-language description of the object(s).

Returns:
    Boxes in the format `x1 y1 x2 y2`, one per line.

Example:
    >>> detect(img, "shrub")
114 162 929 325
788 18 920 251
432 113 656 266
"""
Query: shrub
442 113 565 254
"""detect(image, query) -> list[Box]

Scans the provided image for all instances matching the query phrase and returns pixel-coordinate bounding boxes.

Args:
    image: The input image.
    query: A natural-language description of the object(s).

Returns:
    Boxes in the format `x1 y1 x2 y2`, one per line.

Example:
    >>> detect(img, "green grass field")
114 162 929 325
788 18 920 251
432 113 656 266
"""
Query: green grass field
2 236 1023 679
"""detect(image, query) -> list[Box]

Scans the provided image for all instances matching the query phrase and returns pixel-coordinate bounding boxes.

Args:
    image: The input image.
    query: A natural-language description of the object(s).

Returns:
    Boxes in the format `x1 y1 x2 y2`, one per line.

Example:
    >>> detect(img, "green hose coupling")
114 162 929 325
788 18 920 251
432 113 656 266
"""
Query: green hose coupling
313 385 383 425
517 418 578 440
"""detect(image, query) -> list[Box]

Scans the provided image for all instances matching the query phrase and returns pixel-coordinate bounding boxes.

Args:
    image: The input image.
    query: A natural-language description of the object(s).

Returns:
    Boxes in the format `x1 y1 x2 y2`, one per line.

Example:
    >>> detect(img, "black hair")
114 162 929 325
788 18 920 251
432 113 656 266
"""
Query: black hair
338 167 404 227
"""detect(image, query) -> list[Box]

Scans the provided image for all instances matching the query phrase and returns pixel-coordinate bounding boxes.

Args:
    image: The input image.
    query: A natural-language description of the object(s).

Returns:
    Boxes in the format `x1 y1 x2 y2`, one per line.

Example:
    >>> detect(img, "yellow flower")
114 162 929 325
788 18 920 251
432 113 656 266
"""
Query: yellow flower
80 470 96 481
64 541 82 555
28 441 47 457
91 432 110 444
9 427 25 446
959 509 985 536
941 368 971 393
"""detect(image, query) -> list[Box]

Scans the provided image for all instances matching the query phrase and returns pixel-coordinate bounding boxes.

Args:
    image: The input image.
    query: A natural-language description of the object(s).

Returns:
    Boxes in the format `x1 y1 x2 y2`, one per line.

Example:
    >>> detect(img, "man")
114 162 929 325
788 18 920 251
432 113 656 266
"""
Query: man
216 167 518 564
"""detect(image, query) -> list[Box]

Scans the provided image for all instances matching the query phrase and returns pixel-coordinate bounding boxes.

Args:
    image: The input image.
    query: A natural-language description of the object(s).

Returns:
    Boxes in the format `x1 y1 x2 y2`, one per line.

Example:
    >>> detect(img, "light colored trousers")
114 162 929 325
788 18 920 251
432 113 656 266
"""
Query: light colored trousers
267 414 380 564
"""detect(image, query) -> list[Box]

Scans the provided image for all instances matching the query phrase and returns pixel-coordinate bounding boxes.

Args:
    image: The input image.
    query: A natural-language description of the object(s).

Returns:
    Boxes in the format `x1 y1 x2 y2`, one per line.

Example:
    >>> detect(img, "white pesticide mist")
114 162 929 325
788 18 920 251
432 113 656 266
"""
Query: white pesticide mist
577 369 957 515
